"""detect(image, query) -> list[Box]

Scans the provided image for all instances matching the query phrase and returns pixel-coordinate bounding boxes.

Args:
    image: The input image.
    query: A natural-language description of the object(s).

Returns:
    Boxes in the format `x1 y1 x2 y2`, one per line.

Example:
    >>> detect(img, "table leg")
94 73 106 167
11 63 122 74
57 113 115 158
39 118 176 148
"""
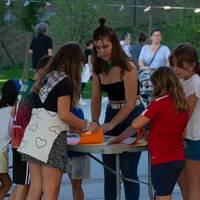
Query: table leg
116 154 121 200
148 152 154 200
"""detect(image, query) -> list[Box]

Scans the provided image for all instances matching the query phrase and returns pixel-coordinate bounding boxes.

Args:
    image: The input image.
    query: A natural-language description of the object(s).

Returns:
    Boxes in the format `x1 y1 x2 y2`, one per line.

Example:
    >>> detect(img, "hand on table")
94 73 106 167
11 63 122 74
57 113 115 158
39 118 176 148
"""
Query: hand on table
86 122 100 134
101 122 114 133
69 126 83 134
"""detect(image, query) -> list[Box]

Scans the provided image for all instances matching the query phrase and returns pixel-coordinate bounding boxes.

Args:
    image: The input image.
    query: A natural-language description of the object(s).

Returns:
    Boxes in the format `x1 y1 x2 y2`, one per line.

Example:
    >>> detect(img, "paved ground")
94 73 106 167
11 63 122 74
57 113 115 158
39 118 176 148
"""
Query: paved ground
58 164 183 200
6 99 183 200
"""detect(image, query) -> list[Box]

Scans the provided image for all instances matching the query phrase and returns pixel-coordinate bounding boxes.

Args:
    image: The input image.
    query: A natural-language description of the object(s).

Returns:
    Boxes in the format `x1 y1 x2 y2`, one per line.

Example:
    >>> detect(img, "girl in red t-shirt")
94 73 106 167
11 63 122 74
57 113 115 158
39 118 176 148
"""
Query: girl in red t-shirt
110 66 189 200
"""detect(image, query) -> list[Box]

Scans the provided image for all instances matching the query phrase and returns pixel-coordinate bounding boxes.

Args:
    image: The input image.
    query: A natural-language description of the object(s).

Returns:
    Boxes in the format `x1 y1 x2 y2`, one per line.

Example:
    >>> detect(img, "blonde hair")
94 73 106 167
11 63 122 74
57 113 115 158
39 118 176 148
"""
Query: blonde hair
32 42 84 107
151 66 189 112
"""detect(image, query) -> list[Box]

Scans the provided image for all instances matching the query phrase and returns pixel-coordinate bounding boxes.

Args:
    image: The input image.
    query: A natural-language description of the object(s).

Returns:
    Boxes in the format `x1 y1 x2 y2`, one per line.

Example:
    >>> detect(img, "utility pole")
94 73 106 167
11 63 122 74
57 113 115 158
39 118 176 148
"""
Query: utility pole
133 0 137 25
148 8 152 36
148 0 153 36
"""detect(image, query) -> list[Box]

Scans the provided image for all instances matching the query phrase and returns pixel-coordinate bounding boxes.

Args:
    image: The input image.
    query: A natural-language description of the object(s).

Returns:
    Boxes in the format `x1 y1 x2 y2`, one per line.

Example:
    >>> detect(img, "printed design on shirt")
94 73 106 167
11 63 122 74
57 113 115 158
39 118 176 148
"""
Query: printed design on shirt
28 123 37 132
49 126 62 135
39 70 67 103
46 110 57 117
35 137 47 149
31 112 40 119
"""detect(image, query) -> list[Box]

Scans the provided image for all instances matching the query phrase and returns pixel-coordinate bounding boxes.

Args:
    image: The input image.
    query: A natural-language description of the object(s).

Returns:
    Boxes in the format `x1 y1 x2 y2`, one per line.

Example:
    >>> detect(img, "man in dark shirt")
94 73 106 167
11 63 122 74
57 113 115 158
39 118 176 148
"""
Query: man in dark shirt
29 22 53 70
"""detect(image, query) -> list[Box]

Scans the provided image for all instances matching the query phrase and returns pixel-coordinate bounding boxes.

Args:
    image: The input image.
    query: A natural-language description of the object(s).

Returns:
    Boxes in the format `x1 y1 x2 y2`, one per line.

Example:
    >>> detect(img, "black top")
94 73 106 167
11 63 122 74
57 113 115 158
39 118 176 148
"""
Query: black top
101 81 125 101
99 77 140 101
32 77 72 112
30 33 53 69
83 48 92 64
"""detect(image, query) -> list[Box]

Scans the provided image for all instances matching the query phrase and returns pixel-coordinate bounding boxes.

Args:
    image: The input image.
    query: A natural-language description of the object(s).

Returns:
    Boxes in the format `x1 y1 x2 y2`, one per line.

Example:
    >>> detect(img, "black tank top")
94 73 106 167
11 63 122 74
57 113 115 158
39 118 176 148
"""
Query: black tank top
101 81 125 101
99 76 140 101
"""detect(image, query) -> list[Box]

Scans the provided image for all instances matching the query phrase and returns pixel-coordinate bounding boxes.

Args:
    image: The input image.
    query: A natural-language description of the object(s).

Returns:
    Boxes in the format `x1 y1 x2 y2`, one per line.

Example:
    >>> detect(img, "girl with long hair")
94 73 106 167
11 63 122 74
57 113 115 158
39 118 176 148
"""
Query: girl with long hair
110 66 189 200
91 17 144 200
169 43 200 200
19 43 98 200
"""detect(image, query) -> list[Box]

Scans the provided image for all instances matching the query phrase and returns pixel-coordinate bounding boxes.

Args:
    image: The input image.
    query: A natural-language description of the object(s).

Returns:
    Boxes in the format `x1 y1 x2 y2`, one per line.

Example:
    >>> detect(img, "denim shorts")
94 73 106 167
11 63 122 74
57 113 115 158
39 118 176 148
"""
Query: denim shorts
185 139 200 161
104 103 145 136
151 160 184 196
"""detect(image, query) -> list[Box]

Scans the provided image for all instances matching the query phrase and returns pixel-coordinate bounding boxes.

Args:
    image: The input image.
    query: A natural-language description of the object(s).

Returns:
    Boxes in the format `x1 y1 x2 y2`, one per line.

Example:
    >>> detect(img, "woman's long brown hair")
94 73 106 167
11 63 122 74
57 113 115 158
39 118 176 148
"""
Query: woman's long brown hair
92 17 133 75
32 42 84 106
151 66 189 112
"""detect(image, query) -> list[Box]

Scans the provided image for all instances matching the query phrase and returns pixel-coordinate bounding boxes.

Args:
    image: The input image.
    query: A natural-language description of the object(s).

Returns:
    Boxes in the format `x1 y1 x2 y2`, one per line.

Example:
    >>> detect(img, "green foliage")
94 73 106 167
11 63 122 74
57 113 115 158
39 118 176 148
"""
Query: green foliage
158 11 200 52
0 65 33 80
20 2 41 32
1 0 200 69
0 65 33 94
0 3 5 28
50 0 101 46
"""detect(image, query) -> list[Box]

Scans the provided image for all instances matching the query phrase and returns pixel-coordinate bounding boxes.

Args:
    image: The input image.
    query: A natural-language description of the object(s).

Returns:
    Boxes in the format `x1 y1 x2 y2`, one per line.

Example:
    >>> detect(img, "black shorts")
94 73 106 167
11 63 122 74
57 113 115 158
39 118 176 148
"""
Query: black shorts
12 148 30 185
151 160 184 196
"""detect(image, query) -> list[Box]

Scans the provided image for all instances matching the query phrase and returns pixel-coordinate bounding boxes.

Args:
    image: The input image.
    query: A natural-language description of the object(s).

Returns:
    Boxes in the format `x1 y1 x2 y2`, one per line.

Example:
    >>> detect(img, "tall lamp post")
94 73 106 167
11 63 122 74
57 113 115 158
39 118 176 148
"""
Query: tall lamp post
144 6 152 36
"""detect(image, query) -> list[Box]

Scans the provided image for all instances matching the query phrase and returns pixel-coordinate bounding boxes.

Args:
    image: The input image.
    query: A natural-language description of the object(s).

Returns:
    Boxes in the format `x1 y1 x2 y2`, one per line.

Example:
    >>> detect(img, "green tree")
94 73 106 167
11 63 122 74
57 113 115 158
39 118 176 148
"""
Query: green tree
50 0 102 46
20 2 41 32
0 3 5 29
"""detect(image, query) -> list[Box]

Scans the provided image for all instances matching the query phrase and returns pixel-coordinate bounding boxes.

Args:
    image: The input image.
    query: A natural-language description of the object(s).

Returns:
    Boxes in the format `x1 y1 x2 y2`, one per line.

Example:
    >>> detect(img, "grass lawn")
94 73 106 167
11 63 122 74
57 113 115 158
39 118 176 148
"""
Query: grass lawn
0 66 93 98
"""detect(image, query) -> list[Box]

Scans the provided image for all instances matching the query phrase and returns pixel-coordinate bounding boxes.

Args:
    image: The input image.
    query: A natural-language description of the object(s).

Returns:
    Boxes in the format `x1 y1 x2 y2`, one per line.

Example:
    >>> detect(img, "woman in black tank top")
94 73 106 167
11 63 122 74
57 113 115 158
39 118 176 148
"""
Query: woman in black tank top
91 17 145 200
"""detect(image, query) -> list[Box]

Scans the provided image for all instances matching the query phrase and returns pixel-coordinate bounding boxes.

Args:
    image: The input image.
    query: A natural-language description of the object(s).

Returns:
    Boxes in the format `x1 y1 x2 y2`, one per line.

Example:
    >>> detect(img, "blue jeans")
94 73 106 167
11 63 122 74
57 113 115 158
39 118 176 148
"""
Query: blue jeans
103 103 144 200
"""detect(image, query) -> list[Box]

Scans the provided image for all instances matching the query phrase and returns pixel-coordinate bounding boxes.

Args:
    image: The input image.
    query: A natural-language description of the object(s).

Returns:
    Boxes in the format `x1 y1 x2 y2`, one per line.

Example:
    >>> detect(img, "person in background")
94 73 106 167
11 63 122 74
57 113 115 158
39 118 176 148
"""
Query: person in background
81 40 93 96
80 40 93 105
20 43 98 200
29 22 53 70
169 43 200 200
120 32 132 58
110 66 189 200
0 80 19 200
9 55 51 200
138 28 170 70
91 17 144 200
66 107 90 200
131 32 147 70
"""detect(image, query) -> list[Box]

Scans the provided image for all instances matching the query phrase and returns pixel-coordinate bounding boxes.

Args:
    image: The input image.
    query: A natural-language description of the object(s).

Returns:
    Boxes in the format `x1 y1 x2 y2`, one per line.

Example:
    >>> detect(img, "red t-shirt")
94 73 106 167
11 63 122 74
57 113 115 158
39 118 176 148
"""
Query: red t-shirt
142 95 189 165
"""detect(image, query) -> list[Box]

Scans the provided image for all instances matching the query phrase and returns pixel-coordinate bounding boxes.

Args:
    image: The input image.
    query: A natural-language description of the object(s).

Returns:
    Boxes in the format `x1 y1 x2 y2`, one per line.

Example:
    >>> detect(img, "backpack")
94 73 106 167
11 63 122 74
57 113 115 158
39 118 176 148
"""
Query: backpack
12 80 34 149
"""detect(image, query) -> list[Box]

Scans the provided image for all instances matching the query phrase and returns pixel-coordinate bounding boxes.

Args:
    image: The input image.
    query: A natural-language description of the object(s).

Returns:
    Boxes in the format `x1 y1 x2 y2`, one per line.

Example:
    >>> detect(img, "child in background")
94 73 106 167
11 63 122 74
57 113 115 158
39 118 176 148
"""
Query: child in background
0 80 19 199
9 55 51 200
66 107 90 200
81 40 93 95
169 43 200 200
110 67 189 200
